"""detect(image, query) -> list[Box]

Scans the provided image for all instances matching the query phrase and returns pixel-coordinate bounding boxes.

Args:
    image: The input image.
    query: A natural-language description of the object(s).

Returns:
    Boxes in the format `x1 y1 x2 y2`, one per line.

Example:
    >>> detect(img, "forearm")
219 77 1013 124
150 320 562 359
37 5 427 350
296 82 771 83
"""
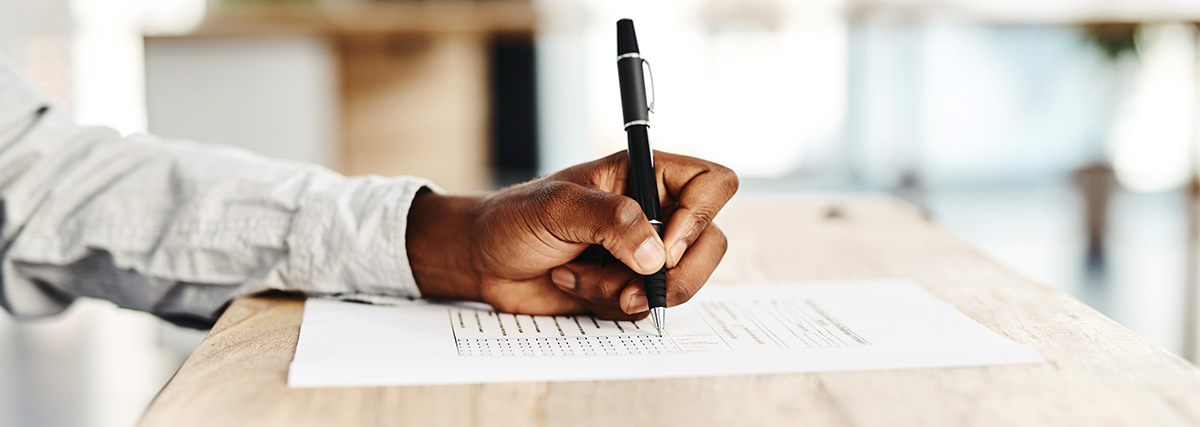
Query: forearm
0 57 432 326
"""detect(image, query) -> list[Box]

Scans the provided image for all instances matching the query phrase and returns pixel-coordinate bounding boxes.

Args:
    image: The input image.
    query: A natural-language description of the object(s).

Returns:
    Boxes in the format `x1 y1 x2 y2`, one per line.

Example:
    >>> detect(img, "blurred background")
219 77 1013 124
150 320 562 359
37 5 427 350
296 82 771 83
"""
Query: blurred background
4 0 1200 425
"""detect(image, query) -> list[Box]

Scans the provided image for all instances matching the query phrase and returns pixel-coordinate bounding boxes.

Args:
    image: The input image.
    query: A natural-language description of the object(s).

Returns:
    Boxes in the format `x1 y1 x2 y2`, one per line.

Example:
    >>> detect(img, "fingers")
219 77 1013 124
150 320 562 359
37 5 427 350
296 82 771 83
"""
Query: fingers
663 223 727 306
548 151 737 269
655 152 738 267
504 151 732 319
482 277 589 316
550 261 647 320
535 182 666 275
549 223 725 316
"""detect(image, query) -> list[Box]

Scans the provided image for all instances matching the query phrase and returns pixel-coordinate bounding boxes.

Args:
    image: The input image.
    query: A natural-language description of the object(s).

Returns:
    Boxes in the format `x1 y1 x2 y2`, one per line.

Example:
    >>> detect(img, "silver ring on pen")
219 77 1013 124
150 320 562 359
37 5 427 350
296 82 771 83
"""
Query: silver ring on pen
624 120 651 129
616 52 641 61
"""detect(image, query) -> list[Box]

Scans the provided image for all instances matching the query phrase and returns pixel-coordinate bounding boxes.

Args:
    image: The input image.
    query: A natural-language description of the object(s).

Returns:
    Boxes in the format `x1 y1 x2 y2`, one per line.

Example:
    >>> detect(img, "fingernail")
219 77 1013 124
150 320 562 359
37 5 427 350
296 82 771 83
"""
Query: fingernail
668 240 687 267
551 267 576 290
626 292 649 314
633 238 666 272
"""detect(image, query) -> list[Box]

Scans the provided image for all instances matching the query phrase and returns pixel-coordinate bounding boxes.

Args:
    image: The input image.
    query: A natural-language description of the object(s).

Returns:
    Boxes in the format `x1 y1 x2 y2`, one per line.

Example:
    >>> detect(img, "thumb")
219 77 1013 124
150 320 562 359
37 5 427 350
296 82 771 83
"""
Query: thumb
536 182 666 275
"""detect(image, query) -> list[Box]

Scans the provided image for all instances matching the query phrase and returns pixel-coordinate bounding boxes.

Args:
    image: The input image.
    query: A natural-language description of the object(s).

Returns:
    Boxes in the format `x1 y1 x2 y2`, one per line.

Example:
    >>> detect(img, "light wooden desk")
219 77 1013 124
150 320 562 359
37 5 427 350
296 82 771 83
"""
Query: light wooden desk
139 195 1200 426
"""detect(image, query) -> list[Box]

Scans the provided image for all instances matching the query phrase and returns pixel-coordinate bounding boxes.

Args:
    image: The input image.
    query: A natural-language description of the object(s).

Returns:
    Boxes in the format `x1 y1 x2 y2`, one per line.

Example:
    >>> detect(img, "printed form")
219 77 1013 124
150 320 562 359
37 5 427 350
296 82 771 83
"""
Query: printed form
449 298 866 357
289 281 1042 388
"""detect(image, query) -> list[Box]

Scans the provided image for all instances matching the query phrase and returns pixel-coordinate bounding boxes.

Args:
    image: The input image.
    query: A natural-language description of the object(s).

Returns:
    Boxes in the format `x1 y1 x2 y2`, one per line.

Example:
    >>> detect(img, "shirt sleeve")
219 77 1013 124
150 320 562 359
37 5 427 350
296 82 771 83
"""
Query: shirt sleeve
0 57 435 328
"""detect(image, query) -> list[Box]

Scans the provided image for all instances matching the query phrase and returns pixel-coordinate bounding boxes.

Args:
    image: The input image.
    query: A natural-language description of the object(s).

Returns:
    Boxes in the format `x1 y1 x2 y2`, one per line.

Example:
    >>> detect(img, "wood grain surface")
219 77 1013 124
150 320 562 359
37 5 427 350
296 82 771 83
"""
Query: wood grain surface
139 194 1200 427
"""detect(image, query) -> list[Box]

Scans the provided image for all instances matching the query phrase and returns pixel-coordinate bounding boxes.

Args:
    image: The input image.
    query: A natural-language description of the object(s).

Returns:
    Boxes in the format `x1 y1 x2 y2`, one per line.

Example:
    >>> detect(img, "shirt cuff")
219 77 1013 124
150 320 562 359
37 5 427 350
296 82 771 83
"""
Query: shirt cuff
285 175 443 301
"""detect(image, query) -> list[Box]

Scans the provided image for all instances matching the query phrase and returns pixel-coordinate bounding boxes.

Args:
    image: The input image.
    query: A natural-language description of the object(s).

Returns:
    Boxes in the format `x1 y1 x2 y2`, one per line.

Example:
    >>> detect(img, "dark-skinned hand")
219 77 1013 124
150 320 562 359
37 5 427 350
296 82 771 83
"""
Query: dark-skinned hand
406 150 738 320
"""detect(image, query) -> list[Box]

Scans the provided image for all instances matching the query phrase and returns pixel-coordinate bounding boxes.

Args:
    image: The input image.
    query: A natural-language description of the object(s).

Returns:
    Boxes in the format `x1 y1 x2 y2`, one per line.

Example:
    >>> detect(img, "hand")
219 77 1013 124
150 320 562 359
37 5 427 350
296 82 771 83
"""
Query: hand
405 150 738 320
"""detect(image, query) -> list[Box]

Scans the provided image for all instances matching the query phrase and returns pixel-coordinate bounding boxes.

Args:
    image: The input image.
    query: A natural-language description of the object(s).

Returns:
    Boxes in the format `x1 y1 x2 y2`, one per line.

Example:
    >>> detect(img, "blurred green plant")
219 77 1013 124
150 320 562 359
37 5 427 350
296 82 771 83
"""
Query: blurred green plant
1083 23 1140 59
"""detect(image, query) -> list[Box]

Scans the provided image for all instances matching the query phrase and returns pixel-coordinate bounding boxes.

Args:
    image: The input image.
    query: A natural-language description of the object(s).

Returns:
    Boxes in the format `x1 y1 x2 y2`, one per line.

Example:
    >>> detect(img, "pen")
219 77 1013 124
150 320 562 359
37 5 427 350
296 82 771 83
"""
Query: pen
616 18 668 336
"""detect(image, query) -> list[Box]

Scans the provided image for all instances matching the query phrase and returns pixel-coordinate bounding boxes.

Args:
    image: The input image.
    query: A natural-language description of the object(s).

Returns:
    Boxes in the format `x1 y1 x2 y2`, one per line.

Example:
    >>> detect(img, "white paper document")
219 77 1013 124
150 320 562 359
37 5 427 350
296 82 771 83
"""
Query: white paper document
288 281 1043 388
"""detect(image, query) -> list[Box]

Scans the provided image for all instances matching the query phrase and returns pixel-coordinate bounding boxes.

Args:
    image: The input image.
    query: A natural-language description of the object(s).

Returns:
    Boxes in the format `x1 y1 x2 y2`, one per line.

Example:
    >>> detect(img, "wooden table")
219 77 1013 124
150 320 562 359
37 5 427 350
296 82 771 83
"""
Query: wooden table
139 195 1200 426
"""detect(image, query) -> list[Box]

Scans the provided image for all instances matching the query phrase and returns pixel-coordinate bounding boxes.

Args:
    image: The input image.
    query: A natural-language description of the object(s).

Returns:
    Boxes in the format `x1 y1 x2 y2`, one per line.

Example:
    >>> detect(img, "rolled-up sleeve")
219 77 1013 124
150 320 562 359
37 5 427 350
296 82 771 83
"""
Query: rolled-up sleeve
0 57 434 327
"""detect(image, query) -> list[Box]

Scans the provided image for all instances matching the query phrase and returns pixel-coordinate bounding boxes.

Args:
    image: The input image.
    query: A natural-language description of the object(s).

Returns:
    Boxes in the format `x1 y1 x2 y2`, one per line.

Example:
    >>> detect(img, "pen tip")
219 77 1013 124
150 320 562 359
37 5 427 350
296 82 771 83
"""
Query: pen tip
650 306 666 337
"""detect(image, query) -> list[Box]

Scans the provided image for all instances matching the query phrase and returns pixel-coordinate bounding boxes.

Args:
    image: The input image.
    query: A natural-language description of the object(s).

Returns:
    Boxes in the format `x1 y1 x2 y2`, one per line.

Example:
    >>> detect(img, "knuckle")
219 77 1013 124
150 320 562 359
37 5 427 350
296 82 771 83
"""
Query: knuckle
689 205 718 228
488 298 523 314
677 208 718 242
531 181 575 206
667 284 695 305
582 277 624 304
712 164 740 195
713 224 729 256
531 181 584 220
612 197 646 229
607 150 629 165
528 181 587 237
570 264 636 297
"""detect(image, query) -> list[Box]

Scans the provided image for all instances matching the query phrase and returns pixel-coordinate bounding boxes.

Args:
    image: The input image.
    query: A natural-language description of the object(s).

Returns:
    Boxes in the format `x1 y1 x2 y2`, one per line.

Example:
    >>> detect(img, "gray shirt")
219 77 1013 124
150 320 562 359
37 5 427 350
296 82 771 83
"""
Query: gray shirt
0 57 429 327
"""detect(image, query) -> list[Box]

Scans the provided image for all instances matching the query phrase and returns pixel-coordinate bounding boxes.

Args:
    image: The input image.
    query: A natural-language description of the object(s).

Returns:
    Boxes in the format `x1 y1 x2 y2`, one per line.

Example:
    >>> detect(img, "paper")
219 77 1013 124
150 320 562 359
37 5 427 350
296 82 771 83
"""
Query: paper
288 281 1042 388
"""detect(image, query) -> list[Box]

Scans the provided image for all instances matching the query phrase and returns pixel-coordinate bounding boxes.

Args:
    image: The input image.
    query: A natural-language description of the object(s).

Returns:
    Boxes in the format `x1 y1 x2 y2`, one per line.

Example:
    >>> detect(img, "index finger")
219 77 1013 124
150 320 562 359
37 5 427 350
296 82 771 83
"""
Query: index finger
653 151 738 268
663 222 728 306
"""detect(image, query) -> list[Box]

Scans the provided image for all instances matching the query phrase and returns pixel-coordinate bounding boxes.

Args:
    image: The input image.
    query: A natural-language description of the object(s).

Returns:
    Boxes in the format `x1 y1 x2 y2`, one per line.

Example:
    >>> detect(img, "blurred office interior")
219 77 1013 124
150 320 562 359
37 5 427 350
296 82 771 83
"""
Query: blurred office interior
5 0 1200 425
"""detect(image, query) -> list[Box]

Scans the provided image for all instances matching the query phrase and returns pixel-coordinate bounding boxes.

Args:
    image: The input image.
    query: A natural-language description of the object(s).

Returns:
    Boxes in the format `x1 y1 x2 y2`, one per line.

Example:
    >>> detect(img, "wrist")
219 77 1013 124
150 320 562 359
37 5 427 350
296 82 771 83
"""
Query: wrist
405 190 482 301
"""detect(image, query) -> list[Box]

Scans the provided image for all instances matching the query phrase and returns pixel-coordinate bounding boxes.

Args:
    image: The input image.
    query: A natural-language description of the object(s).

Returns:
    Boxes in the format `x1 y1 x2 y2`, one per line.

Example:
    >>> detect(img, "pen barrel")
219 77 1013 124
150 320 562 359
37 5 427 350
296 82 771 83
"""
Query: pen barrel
617 57 649 124
645 268 668 309
645 221 668 308
624 126 661 222
618 18 666 311
626 127 668 310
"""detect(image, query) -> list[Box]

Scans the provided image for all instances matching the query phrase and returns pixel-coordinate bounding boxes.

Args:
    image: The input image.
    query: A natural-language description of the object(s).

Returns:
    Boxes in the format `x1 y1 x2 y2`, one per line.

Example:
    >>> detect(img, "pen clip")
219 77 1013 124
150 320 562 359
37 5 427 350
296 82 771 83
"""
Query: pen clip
642 58 655 114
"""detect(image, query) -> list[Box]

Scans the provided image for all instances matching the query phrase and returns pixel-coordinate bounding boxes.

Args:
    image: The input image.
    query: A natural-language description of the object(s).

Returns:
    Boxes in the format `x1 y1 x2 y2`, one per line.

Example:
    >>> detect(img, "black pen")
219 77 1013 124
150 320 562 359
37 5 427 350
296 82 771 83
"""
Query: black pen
616 18 668 336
